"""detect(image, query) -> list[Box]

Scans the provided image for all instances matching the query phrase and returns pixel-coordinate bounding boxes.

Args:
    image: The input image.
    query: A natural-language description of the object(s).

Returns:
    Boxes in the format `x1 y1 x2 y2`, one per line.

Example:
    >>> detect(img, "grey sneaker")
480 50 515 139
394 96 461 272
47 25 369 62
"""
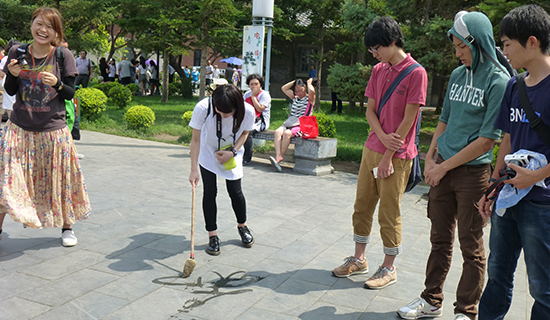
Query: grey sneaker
397 297 442 319
332 256 368 277
364 265 397 289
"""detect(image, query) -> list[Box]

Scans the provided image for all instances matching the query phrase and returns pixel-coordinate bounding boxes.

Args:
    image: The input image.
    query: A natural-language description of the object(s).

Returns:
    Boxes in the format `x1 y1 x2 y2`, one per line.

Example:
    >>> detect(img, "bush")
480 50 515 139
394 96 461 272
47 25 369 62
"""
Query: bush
182 110 193 126
170 78 193 98
315 113 337 138
126 83 141 95
93 81 122 97
169 83 180 96
125 105 155 129
327 63 372 102
75 88 108 119
109 85 132 109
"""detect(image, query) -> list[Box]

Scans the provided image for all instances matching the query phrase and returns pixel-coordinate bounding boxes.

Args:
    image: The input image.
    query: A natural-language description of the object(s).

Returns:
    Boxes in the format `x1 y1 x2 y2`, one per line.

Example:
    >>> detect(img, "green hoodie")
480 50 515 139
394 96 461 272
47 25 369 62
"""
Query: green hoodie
437 11 510 165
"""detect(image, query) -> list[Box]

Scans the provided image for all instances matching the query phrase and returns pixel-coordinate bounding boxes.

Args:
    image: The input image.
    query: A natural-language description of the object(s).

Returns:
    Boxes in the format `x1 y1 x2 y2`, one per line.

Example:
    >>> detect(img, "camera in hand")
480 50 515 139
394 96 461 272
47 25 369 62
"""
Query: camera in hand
502 154 531 178
16 55 27 66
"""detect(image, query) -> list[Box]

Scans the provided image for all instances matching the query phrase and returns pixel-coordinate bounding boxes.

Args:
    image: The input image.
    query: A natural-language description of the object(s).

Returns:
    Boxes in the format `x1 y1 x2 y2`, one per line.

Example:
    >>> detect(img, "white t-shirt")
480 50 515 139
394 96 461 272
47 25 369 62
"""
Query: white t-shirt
189 97 255 180
205 65 213 79
243 90 271 132
213 68 220 79
0 56 15 111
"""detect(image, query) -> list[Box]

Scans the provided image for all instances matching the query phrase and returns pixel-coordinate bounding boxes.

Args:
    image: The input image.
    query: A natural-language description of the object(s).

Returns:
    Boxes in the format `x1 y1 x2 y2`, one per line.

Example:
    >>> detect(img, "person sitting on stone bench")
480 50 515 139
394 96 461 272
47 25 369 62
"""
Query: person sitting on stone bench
242 74 271 165
270 78 317 172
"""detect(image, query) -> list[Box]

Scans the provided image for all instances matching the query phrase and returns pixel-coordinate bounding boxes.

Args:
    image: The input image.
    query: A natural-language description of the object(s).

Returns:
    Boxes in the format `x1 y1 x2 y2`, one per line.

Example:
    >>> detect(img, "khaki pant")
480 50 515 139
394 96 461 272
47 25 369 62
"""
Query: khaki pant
421 155 489 318
352 147 412 255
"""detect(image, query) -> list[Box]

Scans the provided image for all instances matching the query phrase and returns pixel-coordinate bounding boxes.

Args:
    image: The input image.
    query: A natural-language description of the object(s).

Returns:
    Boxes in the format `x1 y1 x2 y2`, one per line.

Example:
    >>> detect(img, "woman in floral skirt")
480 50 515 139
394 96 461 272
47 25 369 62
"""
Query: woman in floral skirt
0 7 91 246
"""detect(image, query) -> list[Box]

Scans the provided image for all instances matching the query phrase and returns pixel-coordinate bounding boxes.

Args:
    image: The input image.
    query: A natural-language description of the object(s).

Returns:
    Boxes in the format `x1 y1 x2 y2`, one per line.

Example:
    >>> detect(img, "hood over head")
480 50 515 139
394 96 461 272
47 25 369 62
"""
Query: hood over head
448 11 503 73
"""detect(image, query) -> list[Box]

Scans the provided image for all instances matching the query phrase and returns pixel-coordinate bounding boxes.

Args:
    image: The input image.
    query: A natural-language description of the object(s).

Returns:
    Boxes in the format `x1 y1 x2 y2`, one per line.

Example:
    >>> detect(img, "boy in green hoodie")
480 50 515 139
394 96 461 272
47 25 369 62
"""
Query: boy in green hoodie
397 11 510 320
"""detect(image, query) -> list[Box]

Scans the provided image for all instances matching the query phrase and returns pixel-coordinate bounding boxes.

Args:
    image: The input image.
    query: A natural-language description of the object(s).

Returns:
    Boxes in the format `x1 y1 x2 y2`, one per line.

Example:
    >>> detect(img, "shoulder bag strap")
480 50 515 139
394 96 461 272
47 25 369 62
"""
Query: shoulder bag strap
55 46 65 79
377 63 421 118
517 72 550 147
213 98 238 150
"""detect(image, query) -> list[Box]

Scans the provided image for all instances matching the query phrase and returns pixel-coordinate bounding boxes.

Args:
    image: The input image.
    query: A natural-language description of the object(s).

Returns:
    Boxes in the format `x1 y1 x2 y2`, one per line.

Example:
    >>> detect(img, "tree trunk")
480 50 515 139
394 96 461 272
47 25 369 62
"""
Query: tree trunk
315 42 324 110
161 46 169 102
199 20 208 100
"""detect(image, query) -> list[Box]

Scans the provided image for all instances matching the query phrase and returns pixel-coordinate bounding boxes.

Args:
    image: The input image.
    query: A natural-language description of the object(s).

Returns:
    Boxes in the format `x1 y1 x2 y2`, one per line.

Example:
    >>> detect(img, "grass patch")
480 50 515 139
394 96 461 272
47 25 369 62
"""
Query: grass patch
80 95 438 164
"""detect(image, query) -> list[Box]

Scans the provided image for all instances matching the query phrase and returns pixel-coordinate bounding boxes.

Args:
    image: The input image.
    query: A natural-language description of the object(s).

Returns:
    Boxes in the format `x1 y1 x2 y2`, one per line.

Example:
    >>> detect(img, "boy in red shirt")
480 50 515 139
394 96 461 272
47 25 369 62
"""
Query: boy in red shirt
332 16 428 289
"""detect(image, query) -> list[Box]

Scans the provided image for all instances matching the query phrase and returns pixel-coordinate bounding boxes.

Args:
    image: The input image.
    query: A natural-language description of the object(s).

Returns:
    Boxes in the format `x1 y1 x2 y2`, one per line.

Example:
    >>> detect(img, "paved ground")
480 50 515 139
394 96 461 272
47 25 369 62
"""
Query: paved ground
0 131 532 320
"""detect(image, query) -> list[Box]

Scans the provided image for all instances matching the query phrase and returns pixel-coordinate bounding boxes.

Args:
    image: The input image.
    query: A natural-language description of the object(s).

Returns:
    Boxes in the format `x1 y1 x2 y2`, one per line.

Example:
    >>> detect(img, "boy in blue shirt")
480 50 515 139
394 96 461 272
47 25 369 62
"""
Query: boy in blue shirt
478 5 550 319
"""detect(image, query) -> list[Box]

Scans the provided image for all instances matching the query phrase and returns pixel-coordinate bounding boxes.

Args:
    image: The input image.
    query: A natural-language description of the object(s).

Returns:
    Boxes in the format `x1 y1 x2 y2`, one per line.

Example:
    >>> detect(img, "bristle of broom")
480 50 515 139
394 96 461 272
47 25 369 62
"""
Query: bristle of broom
182 258 196 278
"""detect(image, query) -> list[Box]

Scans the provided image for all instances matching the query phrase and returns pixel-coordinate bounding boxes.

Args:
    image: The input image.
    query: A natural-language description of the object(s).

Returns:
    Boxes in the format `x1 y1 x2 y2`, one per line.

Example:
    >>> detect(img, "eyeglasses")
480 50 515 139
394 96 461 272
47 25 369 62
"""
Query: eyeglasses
368 45 381 54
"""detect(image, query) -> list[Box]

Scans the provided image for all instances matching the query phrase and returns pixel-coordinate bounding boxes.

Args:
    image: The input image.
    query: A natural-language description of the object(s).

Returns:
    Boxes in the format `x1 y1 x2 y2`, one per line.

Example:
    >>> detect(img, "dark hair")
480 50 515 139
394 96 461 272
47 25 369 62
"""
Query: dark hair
212 85 245 130
4 39 20 55
364 16 404 49
246 74 264 87
81 50 87 54
99 57 108 69
32 7 64 46
499 4 550 54
140 56 146 68
291 78 318 93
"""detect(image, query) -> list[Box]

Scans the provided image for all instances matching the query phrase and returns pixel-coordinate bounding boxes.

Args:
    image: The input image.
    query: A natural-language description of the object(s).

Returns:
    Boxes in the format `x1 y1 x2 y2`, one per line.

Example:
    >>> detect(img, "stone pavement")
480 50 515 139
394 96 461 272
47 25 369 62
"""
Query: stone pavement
0 131 532 320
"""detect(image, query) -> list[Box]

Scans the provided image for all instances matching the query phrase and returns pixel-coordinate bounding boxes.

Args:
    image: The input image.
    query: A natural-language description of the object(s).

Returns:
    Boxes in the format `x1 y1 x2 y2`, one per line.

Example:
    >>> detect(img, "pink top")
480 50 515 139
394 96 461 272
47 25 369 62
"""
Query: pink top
364 54 428 159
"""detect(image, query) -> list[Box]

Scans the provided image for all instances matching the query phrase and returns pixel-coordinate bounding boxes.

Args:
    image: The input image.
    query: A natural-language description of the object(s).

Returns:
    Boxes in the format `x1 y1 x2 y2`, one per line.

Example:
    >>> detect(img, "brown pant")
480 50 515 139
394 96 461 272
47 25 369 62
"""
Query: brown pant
421 155 490 319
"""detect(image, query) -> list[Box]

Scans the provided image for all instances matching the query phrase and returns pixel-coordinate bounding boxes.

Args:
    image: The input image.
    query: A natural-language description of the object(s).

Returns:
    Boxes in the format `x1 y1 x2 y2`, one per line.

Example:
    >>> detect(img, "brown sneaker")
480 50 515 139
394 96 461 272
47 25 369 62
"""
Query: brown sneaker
364 265 397 289
332 256 368 277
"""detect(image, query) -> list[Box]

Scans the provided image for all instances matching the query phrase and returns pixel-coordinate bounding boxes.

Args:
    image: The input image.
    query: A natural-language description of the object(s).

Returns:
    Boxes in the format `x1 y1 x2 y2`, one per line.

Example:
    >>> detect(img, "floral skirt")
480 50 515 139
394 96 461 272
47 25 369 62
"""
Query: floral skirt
0 121 91 228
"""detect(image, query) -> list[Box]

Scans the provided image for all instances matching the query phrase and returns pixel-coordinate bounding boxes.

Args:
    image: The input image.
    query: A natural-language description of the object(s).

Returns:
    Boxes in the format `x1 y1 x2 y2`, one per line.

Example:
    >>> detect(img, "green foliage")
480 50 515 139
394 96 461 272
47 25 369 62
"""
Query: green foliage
314 113 337 138
492 144 500 167
169 77 194 98
126 83 141 96
182 111 193 126
75 88 108 119
125 105 155 129
109 85 132 109
93 82 122 97
327 63 372 102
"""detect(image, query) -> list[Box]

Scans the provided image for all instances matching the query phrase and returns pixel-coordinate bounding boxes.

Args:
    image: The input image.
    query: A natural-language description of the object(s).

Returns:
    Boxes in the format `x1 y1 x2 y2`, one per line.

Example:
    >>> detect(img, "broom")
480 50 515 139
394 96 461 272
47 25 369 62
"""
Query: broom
182 186 196 278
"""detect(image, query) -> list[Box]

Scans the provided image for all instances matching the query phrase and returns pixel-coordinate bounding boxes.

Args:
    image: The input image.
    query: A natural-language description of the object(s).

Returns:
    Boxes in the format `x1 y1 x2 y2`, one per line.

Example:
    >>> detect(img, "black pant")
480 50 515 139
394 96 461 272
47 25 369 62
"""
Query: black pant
200 165 247 231
331 91 342 113
243 130 258 162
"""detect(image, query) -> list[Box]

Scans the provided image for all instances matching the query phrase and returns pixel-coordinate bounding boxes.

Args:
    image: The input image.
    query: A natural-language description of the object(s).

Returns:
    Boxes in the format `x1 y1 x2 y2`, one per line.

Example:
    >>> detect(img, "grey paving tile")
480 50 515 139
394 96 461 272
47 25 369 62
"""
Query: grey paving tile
269 239 328 266
299 304 363 320
18 249 107 281
0 296 50 320
32 291 130 320
18 268 119 307
253 279 330 316
0 271 49 301
236 307 299 320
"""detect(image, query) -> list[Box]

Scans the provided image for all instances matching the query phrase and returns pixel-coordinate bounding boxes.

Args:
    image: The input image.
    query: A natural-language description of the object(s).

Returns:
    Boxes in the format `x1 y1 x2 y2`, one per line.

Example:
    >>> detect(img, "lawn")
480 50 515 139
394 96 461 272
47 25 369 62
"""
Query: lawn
81 94 437 163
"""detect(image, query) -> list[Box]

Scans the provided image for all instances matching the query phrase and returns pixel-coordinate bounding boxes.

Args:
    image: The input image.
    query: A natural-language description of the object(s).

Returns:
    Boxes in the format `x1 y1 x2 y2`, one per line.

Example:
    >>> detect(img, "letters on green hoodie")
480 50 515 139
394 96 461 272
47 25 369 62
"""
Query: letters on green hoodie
437 11 510 165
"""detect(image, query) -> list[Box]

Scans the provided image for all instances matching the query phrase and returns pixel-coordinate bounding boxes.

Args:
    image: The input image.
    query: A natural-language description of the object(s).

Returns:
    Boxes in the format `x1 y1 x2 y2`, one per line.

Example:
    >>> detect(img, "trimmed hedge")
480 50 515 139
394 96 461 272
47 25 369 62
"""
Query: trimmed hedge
74 88 108 119
125 105 155 129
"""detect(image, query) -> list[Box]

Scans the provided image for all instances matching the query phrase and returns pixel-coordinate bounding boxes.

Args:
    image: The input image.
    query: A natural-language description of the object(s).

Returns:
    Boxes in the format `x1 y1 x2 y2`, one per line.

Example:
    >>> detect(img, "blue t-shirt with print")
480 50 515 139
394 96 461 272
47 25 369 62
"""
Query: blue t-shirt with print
494 73 550 203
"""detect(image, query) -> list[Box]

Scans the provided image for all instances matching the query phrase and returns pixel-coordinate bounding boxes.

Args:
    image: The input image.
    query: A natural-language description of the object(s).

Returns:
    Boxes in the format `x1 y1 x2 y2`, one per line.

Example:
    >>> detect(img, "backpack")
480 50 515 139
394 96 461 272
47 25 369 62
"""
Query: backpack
16 44 80 139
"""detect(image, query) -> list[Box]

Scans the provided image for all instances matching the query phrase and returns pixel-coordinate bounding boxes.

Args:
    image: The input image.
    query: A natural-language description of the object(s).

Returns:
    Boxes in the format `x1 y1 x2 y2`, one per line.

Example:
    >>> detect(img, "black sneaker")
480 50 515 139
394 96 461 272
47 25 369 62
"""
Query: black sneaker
206 235 221 256
238 226 254 248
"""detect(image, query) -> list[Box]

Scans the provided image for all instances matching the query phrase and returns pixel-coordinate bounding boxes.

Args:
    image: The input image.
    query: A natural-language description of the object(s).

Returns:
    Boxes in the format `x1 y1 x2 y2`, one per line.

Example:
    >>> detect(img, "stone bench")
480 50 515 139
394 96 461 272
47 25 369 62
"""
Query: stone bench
251 130 337 176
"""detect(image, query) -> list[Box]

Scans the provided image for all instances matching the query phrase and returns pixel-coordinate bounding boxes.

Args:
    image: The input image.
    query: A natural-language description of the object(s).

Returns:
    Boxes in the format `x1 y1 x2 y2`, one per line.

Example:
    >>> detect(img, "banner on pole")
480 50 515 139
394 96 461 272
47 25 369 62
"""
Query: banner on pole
242 25 265 91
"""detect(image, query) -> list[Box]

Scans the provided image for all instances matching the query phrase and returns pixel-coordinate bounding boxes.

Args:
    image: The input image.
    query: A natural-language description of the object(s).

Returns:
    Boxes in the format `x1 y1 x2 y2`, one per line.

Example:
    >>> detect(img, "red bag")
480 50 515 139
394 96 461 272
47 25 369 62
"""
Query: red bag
299 115 319 139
